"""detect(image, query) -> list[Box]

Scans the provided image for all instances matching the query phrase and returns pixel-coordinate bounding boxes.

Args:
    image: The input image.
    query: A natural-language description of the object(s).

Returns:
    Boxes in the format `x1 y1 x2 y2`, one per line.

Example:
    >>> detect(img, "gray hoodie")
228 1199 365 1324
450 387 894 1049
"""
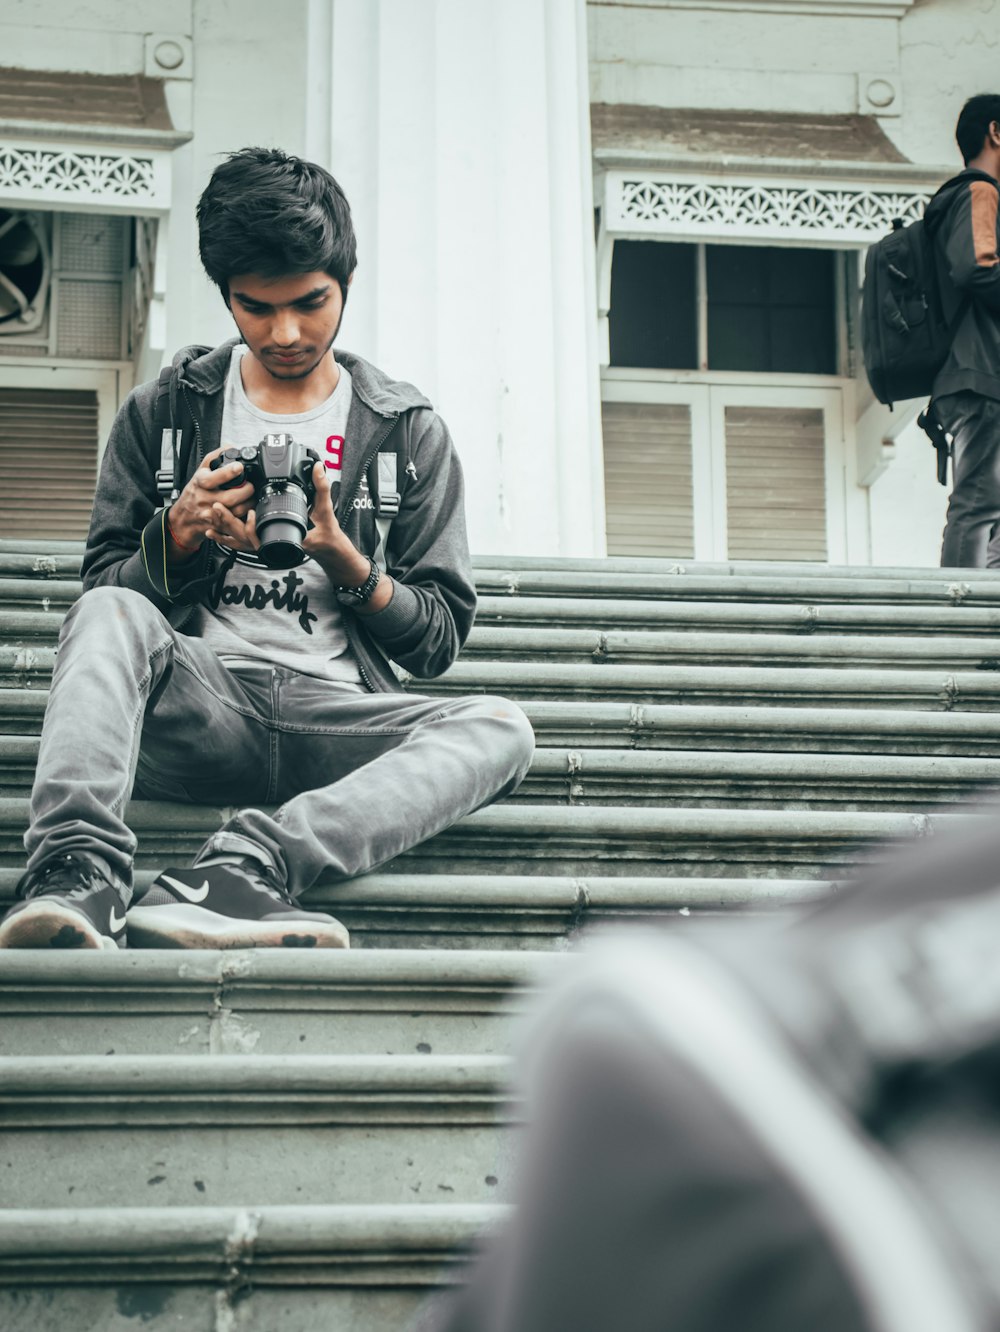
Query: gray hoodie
81 339 477 691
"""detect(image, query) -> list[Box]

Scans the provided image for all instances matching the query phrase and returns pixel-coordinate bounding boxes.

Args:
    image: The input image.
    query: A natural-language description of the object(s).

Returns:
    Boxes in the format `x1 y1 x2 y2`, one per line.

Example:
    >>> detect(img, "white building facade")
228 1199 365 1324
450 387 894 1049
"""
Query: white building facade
0 0 994 565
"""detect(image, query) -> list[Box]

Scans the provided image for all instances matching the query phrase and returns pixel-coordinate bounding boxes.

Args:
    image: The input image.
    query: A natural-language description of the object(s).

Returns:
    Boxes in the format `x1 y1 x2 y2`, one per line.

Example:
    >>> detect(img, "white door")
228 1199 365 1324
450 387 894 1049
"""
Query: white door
601 374 854 562
708 384 848 564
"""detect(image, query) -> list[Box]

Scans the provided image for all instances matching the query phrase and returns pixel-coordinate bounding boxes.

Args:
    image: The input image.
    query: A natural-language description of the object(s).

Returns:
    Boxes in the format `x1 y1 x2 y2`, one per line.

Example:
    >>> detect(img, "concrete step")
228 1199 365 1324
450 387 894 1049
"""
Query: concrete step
0 797 960 880
0 612 64 645
521 747 1000 809
472 554 1000 605
0 949 555 1057
474 593 1000 635
6 539 1000 604
14 624 1000 674
0 1202 500 1332
9 656 1000 712
0 868 826 949
519 701 1000 756
9 695 1000 758
0 576 81 613
11 658 1000 718
12 581 1000 642
4 735 999 810
0 1053 513 1209
464 625 1000 669
420 660 1000 710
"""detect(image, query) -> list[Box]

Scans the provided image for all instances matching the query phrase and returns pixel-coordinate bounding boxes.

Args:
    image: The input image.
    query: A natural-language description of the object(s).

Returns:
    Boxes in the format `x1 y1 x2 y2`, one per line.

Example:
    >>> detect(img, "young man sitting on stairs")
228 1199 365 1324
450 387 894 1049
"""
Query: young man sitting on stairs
0 147 534 952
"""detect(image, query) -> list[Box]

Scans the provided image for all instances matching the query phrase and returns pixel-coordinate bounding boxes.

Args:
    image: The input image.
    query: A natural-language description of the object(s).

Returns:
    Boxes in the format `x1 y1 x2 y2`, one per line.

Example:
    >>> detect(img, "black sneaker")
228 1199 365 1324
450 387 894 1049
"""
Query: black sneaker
126 857 350 950
0 852 128 950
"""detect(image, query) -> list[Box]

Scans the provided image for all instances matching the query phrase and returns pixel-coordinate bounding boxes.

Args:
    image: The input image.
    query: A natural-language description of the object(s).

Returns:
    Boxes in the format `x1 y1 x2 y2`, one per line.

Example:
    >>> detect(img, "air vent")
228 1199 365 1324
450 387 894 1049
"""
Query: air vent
0 211 50 335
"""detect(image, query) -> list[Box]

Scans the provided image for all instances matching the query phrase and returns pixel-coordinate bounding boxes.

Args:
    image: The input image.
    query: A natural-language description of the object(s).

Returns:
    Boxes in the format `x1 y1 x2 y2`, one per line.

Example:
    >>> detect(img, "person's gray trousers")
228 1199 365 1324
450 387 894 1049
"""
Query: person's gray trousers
25 586 536 902
937 390 1000 568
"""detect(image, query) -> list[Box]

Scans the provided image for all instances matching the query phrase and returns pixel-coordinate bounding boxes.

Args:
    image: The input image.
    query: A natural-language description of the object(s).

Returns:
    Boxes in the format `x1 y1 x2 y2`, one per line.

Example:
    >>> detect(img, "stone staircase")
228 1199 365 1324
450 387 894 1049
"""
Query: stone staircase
3 540 1000 1330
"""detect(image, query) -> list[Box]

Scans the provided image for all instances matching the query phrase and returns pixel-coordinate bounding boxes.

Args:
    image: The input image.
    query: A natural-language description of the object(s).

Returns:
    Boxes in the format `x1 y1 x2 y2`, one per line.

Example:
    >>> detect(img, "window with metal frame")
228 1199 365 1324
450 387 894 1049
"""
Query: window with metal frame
609 240 838 376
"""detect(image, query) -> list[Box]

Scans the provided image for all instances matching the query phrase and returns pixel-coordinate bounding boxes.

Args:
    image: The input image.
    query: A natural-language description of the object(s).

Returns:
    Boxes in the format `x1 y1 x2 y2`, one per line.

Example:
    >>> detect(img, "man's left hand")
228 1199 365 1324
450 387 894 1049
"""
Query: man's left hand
304 461 393 612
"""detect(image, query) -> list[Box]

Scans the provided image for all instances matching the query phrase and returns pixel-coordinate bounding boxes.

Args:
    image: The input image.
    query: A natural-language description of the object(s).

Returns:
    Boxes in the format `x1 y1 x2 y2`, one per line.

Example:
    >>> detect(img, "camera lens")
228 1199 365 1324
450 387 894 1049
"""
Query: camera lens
255 485 309 568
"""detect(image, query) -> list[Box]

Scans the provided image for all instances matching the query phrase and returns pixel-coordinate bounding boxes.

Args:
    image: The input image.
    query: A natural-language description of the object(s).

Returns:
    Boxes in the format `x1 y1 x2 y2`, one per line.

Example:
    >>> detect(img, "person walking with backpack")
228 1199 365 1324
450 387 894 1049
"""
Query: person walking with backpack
928 95 1000 567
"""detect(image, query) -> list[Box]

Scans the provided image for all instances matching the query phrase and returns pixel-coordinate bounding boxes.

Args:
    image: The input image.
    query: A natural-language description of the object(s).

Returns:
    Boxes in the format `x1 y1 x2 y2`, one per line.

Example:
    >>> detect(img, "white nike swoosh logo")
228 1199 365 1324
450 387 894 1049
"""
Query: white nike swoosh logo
159 875 210 903
109 906 127 932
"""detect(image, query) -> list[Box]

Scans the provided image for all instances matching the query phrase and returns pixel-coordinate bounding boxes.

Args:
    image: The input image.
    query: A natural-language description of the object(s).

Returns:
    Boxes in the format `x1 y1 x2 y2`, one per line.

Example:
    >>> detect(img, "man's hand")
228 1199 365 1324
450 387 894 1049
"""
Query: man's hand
167 446 258 557
304 461 393 613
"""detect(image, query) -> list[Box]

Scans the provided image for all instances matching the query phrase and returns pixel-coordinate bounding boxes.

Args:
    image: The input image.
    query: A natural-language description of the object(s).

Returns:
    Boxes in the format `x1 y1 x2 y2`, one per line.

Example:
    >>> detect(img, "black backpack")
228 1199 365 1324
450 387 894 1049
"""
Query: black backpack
861 208 954 408
861 173 1000 408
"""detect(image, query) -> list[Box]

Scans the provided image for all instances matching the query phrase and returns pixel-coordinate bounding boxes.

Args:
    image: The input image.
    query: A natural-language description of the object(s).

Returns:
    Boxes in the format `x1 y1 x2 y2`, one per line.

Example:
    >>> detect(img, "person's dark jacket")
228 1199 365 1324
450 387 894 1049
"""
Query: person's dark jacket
80 339 477 691
928 168 1000 402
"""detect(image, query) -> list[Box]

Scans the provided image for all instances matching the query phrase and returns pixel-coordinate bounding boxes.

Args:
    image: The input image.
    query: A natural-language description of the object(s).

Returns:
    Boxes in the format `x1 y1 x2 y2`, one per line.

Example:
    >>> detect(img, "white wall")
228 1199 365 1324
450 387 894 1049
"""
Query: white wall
868 420 950 568
588 1 901 117
171 0 314 357
329 0 605 559
0 0 190 77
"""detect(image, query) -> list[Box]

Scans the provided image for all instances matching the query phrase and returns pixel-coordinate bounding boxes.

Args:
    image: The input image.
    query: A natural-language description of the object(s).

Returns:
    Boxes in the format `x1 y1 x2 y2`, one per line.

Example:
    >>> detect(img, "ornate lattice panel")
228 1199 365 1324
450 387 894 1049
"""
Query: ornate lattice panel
0 141 170 214
603 171 932 246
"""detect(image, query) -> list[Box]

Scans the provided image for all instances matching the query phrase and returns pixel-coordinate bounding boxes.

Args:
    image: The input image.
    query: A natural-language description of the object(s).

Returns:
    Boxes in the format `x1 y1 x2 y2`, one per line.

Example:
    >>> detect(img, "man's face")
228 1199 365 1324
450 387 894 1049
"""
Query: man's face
226 270 346 381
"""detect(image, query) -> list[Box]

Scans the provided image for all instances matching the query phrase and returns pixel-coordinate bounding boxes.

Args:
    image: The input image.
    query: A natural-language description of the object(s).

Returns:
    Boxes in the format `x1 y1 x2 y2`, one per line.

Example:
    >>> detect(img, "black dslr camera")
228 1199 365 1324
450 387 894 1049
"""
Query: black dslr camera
210 433 320 569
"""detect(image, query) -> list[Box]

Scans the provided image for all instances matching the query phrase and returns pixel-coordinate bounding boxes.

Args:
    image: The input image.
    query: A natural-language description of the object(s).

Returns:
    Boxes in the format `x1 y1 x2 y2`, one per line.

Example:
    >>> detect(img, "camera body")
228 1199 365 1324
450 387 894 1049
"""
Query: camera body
210 433 320 568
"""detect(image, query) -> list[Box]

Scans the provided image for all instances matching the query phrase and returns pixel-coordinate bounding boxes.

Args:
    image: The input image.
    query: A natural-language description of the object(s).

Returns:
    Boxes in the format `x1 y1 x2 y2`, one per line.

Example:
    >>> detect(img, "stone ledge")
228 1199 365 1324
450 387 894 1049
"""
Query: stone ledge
421 660 1000 710
15 624 1000 669
0 868 830 917
474 595 1000 633
0 1052 513 1124
0 948 559 1057
0 798 967 881
9 697 1000 754
7 738 1000 808
0 1201 503 1284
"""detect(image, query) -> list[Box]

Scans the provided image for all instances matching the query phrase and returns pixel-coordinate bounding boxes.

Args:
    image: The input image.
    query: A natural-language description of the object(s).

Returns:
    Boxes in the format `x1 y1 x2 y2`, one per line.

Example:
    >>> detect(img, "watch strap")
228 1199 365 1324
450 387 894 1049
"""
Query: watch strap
336 556 381 606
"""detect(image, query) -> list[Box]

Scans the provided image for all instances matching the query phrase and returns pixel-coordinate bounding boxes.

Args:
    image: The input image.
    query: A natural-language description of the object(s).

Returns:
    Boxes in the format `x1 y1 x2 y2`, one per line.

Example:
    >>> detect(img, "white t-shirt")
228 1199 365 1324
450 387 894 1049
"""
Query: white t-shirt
191 345 362 684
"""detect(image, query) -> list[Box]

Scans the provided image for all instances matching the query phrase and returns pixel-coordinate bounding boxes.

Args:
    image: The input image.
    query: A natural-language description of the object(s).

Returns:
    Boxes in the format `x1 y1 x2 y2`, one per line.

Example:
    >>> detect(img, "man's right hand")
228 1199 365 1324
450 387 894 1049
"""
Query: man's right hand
165 446 256 556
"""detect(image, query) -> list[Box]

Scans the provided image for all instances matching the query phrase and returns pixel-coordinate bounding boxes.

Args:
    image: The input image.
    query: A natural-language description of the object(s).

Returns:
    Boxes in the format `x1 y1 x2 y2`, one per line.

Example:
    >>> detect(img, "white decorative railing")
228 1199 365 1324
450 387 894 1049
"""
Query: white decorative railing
0 141 171 214
603 171 931 247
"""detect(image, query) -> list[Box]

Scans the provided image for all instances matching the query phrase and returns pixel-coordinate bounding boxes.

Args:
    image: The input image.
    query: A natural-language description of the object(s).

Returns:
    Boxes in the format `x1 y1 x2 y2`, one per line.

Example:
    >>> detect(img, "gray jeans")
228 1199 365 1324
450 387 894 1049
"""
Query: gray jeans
25 586 535 902
937 391 1000 568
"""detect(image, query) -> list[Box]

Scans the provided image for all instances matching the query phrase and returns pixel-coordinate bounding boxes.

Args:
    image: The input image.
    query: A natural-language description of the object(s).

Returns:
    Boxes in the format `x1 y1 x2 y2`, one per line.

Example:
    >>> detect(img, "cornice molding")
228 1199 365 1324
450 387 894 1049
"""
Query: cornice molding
0 137 172 214
600 167 940 246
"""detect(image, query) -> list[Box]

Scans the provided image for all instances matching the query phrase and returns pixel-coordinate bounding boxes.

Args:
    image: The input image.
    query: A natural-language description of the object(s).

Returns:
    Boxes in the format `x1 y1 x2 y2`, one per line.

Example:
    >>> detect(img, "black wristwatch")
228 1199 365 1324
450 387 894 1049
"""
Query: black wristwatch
335 556 381 607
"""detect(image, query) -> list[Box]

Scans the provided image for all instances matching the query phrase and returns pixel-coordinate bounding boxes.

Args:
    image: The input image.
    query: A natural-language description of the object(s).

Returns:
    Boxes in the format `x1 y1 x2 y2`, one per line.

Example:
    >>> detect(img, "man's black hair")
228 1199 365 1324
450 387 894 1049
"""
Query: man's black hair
955 94 1000 166
197 146 357 302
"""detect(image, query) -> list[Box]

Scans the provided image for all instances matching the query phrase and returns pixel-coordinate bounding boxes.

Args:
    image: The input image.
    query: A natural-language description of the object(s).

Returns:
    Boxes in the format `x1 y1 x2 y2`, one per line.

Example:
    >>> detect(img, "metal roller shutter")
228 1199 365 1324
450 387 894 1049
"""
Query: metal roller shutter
0 387 99 538
602 400 694 558
725 405 827 561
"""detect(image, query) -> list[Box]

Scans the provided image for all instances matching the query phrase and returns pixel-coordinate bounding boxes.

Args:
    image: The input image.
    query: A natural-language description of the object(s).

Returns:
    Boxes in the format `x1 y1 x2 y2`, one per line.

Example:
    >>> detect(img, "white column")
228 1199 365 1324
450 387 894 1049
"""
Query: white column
330 0 605 558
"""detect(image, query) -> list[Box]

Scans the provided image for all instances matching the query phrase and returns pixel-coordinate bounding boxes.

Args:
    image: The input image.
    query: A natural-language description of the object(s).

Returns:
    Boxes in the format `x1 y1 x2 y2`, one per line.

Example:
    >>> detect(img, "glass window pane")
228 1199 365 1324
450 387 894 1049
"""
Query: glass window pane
708 305 770 373
706 246 836 374
609 241 697 370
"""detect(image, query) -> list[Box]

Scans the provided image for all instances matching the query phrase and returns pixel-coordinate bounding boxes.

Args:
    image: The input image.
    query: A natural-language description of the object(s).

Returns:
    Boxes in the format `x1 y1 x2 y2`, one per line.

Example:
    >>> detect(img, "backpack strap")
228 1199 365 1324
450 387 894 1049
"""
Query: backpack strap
367 448 408 573
153 364 190 504
142 364 202 600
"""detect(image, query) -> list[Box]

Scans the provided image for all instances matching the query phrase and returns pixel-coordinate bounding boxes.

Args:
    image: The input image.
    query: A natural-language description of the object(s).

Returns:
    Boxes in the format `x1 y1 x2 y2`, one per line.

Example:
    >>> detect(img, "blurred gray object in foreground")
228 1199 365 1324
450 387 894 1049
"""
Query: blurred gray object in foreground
414 807 1000 1332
